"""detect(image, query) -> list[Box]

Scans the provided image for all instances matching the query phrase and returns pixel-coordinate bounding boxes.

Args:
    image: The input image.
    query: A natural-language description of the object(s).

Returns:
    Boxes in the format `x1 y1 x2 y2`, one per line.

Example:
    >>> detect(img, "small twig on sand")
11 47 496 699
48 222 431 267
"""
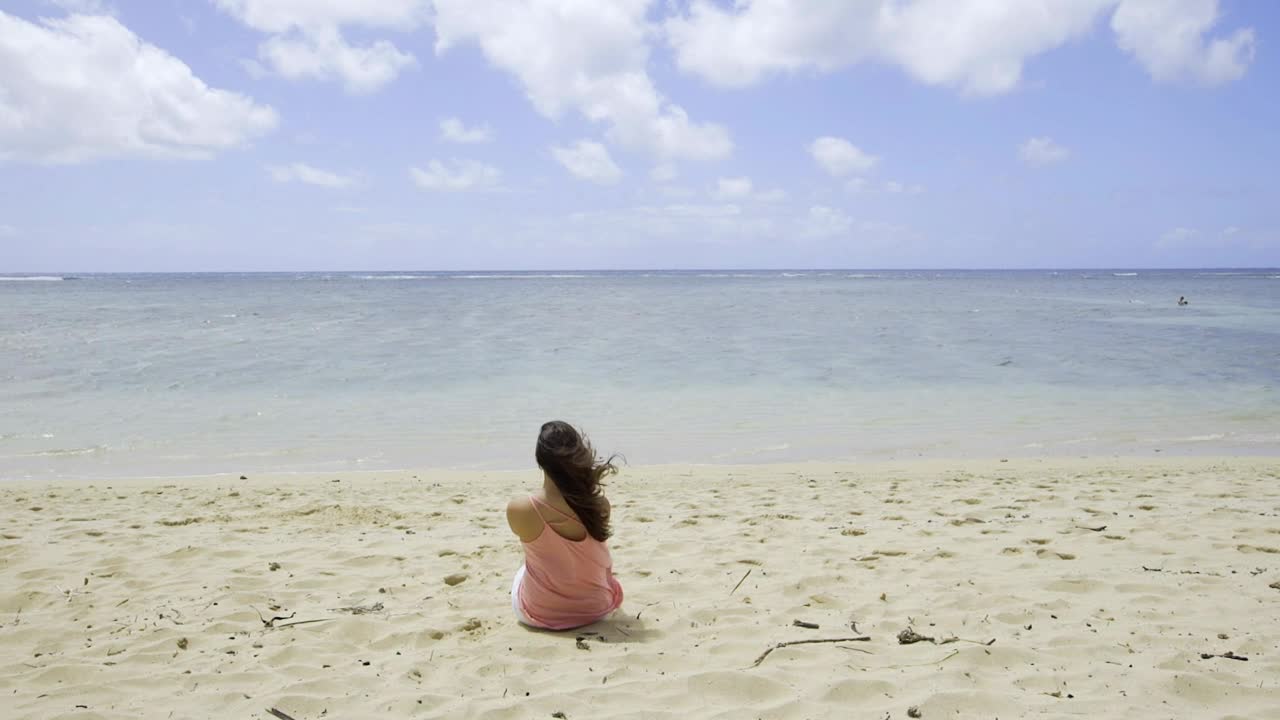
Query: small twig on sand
940 636 997 646
1076 525 1107 532
635 602 659 621
253 606 297 628
752 636 871 667
730 569 752 596
273 618 334 630
793 620 820 629
266 708 298 720
1142 566 1213 576
1200 651 1249 662
856 649 961 670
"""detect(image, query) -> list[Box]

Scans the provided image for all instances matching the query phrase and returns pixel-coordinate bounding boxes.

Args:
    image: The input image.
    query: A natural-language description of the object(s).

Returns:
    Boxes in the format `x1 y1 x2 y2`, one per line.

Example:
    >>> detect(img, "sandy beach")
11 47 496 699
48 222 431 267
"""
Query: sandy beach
2 457 1278 719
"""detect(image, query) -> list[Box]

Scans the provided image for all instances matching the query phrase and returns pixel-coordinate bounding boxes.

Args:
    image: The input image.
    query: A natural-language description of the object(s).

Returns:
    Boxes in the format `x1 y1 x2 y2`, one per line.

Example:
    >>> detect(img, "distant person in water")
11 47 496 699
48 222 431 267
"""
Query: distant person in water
1178 296 1189 306
507 421 624 630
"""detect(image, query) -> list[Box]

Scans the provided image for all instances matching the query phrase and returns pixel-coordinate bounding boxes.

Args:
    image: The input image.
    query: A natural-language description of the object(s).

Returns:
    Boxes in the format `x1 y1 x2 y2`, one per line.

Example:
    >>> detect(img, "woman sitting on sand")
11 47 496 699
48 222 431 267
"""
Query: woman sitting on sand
506 421 624 630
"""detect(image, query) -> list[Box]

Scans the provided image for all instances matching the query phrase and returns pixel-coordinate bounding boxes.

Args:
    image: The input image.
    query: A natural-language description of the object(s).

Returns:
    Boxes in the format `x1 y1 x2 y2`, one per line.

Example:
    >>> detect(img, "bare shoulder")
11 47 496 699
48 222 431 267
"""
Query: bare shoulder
506 495 535 515
506 495 542 542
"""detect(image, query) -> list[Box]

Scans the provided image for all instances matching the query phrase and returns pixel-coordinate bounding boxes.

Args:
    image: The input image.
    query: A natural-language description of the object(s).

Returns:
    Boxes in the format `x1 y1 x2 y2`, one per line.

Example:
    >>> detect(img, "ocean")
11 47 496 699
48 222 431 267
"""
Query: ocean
2 269 1277 479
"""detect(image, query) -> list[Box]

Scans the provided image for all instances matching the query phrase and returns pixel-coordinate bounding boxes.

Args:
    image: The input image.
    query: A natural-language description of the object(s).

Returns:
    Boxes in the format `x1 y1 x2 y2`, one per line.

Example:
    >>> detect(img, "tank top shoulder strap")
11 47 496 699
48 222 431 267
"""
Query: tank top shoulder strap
529 495 584 526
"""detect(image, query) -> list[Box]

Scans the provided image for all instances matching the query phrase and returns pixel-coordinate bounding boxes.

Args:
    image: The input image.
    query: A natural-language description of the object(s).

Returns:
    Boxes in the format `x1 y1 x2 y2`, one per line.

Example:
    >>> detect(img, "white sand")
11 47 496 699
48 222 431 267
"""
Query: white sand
2 457 1279 719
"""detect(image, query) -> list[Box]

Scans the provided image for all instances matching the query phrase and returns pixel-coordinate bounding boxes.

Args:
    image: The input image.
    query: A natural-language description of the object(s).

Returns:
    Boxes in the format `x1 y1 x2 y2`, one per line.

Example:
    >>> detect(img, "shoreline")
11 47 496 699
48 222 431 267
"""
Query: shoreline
6 449 1280 485
3 457 1278 718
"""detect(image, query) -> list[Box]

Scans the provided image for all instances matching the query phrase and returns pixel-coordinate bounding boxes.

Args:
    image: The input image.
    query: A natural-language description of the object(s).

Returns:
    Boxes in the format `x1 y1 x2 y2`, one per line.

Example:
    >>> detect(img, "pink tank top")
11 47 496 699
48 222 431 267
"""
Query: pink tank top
517 496 624 630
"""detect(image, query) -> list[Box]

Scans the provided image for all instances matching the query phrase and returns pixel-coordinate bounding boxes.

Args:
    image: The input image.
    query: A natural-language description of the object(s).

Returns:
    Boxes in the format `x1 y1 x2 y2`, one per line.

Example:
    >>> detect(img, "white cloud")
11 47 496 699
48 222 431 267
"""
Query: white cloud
666 0 1253 94
716 176 753 199
212 0 428 32
212 0 427 93
267 162 357 188
0 224 16 237
667 0 1112 94
409 159 500 191
755 188 788 202
1111 0 1254 85
0 12 277 164
432 0 732 162
802 205 853 238
551 140 623 185
440 117 492 144
258 29 415 94
1019 136 1070 166
809 137 877 177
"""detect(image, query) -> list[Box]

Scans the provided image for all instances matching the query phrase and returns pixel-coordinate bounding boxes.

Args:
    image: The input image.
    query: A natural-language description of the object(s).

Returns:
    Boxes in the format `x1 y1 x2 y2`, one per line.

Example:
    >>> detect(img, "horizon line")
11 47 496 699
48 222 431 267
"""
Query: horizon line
3 266 1279 275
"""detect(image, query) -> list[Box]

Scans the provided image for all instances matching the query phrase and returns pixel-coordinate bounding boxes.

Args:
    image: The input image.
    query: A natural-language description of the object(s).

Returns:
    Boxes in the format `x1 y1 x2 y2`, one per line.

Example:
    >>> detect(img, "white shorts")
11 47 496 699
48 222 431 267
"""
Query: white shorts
511 564 537 626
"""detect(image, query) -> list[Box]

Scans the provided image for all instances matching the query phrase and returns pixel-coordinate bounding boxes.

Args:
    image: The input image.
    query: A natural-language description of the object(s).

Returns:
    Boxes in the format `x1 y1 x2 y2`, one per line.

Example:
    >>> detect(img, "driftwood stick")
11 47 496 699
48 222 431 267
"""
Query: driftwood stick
792 620 820 629
730 569 752 595
266 708 298 720
1076 525 1107 532
752 636 871 667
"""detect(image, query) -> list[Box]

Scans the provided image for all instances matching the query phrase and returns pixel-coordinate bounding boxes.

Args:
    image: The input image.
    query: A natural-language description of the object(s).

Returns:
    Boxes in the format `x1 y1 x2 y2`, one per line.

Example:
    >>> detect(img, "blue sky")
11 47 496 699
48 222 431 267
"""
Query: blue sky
1 0 1276 271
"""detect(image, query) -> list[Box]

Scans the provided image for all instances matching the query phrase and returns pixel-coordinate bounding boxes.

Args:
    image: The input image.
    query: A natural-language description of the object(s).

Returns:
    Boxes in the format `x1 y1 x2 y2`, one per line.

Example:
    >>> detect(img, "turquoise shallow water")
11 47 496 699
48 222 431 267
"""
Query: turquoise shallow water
1 269 1277 479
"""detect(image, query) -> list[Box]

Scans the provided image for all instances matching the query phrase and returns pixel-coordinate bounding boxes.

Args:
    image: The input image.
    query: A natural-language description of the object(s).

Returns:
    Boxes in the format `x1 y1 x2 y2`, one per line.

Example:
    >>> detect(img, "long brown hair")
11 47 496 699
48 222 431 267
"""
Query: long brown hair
535 420 617 542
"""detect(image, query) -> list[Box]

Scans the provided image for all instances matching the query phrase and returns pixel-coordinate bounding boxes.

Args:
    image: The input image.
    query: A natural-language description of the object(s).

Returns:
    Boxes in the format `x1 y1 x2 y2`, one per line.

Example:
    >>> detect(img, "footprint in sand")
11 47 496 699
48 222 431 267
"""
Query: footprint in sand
1035 549 1076 560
